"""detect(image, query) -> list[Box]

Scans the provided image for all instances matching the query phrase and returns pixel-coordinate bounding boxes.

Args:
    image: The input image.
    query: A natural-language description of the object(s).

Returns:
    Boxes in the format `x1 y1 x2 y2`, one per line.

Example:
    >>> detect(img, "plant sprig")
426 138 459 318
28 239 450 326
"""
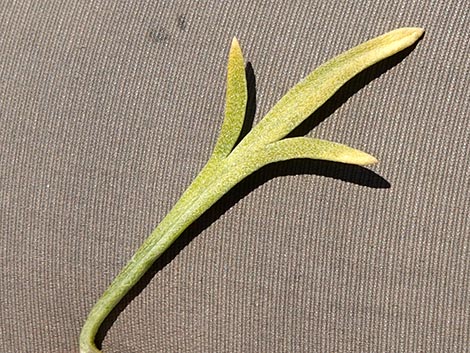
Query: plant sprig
79 27 423 353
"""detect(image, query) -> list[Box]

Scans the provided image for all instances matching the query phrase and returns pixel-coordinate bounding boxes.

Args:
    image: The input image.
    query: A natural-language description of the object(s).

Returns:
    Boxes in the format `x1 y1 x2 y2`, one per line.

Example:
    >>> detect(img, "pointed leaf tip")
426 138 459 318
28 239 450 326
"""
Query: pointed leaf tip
209 34 247 161
398 27 424 43
404 27 424 36
352 153 378 166
332 144 378 166
231 37 241 50
258 137 378 168
229 37 243 62
328 147 378 166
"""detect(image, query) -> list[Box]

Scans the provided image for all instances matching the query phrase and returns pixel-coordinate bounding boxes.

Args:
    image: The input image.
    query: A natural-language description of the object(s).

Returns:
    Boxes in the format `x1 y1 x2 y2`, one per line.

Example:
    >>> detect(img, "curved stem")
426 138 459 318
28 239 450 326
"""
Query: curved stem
79 157 251 353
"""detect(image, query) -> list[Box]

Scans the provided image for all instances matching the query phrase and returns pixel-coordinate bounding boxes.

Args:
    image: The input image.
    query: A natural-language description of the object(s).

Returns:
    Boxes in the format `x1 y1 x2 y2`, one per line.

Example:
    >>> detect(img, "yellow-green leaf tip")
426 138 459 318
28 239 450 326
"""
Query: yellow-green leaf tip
342 150 378 166
405 27 424 36
231 37 241 50
401 27 424 42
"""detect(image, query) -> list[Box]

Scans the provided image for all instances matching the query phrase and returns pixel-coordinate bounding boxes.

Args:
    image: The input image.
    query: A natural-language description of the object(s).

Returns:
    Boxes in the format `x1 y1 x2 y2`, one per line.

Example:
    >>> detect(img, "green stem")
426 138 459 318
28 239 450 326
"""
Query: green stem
79 155 252 353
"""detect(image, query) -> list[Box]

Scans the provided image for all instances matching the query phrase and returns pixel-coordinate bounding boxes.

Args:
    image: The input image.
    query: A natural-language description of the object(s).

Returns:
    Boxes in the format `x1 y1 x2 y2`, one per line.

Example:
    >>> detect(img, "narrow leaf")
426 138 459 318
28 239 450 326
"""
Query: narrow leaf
259 137 378 166
237 28 423 148
211 37 248 160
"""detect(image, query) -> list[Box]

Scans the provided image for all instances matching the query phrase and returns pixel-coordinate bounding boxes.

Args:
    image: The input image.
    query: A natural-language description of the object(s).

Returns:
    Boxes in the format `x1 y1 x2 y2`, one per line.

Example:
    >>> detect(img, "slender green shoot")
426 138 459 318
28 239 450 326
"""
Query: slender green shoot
79 28 423 353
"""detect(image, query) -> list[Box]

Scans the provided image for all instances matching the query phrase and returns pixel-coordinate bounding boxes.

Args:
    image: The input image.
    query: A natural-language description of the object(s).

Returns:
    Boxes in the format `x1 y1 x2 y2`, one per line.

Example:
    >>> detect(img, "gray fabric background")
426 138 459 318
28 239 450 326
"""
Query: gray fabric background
1 1 468 352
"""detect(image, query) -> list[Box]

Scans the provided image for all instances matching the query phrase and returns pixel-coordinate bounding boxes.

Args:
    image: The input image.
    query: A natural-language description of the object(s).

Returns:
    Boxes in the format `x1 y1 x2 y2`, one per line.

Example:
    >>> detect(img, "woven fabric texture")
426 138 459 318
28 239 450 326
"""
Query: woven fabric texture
1 1 468 352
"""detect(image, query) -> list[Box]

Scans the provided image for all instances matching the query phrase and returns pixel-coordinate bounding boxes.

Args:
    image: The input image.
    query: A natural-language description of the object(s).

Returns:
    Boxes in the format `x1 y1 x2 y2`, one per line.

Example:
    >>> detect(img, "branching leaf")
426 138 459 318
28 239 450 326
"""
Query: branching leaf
236 28 424 149
211 37 247 160
261 137 378 166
